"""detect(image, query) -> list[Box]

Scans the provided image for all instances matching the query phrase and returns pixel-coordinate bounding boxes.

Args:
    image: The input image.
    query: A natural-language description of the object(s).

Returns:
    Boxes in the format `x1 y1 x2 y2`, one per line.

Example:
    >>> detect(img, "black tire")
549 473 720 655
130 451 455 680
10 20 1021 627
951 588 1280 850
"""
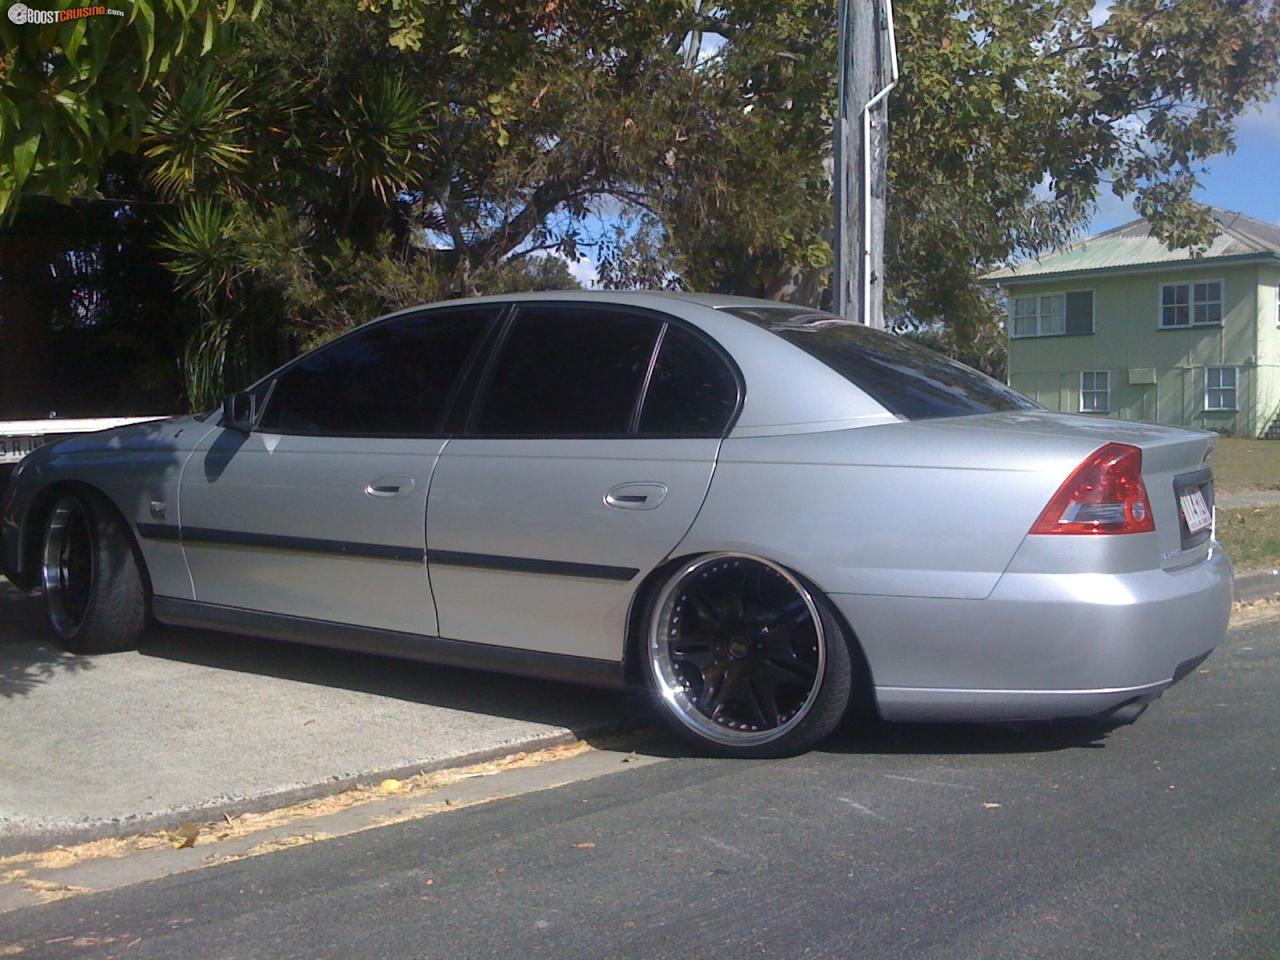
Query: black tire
643 554 854 758
40 489 148 653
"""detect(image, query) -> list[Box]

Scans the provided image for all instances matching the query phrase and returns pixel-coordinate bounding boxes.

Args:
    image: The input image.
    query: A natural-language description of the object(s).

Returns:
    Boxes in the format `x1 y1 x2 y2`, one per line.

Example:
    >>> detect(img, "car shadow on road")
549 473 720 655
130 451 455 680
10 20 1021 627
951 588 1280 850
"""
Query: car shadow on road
820 715 1114 755
618 712 1116 763
136 622 646 738
0 582 96 699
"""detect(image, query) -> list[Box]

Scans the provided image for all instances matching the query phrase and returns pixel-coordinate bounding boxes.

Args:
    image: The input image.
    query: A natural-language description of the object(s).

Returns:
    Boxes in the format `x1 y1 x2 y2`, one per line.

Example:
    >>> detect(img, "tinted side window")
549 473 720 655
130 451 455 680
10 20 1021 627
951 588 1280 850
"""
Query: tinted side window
639 325 738 436
724 307 1038 420
259 307 497 435
474 306 662 436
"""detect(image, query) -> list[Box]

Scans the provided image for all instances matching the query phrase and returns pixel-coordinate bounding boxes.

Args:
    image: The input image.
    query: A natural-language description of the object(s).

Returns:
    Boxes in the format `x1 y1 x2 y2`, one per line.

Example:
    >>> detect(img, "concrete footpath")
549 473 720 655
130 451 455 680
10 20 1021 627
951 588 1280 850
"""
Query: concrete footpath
0 582 636 852
1217 489 1280 510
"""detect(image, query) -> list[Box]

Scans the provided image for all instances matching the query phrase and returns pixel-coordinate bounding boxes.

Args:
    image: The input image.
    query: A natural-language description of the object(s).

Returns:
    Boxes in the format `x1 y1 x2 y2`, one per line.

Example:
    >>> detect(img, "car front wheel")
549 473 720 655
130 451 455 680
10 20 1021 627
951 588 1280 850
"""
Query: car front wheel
41 490 148 653
644 553 854 757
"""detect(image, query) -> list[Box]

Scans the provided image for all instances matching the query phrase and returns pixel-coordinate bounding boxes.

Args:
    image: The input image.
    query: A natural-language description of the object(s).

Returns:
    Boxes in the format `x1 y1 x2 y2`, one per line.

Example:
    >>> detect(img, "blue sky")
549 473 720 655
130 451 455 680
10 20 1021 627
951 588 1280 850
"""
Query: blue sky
1085 0 1279 233
1089 95 1280 233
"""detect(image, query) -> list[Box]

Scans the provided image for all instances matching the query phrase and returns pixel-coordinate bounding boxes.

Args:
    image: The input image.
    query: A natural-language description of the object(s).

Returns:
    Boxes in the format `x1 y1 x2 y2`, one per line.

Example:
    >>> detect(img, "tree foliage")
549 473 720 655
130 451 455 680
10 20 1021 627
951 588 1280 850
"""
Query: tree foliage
618 0 1280 364
5 0 1278 405
0 0 255 217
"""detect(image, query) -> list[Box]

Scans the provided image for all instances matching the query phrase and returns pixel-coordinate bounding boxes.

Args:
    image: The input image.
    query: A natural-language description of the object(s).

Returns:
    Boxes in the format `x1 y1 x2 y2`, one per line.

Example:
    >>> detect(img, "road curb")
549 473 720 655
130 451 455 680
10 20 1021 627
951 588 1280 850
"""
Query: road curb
0 711 646 859
1235 569 1280 605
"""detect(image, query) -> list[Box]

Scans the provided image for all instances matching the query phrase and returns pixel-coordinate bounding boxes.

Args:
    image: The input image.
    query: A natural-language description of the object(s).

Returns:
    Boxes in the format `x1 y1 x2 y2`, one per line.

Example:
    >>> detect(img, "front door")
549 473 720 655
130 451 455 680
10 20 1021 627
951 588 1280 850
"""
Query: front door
179 304 502 635
426 303 740 661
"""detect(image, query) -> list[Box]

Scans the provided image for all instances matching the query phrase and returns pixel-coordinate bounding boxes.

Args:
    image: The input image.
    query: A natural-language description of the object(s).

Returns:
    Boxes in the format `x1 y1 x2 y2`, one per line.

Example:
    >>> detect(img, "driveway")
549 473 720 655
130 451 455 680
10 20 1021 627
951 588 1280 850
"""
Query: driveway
0 582 634 848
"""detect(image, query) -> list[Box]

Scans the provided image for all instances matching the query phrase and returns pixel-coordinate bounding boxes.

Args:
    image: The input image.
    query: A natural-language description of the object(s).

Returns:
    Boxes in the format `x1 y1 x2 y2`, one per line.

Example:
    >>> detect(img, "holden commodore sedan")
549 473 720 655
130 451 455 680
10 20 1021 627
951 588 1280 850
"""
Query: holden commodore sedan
1 292 1232 756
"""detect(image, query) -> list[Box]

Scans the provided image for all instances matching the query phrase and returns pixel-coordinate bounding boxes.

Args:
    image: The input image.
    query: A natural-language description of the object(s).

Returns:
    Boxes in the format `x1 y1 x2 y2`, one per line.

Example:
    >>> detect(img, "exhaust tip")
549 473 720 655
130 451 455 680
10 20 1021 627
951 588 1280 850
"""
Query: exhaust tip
1102 699 1149 725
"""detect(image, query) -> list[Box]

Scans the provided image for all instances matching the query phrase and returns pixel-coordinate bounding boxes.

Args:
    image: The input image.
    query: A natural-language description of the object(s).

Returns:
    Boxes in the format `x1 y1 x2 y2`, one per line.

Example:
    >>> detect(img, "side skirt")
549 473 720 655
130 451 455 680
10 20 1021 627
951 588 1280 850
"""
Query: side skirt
151 597 628 690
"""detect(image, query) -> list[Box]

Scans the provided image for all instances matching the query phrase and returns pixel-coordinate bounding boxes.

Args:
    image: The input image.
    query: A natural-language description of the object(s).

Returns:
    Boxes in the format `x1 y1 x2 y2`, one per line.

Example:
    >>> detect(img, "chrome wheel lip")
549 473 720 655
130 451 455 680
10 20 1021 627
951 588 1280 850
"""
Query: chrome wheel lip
648 552 826 748
42 496 95 639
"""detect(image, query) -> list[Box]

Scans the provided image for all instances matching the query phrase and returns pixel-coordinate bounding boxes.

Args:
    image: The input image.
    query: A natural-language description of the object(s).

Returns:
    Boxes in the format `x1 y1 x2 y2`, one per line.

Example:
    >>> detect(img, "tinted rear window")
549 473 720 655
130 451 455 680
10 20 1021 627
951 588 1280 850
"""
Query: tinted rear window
473 306 661 436
724 306 1038 421
638 325 739 436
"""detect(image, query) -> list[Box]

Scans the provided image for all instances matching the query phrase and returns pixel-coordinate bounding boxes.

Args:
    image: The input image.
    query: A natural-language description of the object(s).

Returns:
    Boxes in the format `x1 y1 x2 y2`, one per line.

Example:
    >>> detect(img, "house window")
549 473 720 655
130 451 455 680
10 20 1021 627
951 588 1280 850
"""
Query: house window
1080 371 1110 413
1205 367 1237 411
1010 291 1093 338
1161 281 1222 328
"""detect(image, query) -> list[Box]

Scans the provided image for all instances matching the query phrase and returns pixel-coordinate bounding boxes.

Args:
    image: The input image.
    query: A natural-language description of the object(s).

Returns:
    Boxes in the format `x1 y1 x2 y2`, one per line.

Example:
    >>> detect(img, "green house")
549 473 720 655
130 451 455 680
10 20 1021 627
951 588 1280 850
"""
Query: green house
981 209 1280 438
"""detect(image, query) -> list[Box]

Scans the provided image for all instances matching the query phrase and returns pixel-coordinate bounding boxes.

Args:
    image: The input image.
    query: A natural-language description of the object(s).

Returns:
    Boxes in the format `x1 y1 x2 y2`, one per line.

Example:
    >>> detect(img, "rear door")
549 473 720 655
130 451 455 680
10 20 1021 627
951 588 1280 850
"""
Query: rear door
426 303 739 661
178 305 501 635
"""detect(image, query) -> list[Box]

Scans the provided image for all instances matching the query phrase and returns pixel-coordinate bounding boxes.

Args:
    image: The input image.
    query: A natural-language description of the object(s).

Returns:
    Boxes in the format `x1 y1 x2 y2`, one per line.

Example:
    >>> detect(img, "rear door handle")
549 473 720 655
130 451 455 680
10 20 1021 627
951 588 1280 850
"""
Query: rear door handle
604 482 668 510
365 475 416 498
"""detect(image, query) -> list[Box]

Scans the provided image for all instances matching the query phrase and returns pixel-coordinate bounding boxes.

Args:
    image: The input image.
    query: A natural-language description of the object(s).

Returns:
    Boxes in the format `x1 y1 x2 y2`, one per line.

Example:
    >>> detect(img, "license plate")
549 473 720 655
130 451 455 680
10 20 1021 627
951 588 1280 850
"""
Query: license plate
1179 488 1212 534
0 434 48 465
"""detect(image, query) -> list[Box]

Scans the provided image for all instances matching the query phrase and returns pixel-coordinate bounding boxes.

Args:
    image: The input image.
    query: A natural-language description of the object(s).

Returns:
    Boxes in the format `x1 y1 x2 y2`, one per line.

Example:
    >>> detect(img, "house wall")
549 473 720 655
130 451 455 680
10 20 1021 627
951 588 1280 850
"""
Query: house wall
1006 263 1265 436
1256 264 1280 436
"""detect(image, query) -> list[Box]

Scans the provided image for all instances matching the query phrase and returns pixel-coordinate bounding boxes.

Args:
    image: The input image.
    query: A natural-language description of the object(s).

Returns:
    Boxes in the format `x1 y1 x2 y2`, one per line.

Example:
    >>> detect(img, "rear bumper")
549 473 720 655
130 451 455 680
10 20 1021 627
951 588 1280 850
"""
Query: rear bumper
831 545 1233 723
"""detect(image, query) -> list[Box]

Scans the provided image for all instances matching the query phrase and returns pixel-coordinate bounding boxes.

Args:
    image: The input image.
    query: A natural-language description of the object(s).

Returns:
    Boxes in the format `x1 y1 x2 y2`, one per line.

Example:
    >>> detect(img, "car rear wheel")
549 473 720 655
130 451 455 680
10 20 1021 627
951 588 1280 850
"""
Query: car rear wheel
41 490 147 653
645 553 853 757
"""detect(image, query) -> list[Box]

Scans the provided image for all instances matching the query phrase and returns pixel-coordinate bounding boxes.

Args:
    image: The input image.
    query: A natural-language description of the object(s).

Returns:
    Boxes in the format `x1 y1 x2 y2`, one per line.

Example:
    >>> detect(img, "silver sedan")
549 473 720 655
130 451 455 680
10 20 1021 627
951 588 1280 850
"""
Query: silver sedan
1 292 1233 756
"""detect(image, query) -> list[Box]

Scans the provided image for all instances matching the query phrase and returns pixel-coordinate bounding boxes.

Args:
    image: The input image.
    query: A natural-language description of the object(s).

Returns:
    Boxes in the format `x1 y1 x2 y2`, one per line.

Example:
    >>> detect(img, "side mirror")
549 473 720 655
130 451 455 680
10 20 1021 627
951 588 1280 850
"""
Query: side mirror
222 392 258 433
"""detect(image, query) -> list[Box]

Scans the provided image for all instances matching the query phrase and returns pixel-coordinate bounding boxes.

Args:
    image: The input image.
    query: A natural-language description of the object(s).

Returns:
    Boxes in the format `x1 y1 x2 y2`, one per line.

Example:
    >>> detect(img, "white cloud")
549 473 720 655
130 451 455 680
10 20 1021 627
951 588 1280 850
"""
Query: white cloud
564 254 600 289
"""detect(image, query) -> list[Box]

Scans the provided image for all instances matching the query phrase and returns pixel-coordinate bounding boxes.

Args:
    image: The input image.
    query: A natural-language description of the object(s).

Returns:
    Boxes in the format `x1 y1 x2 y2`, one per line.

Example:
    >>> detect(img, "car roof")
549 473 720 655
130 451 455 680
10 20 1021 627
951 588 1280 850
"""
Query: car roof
378 289 816 316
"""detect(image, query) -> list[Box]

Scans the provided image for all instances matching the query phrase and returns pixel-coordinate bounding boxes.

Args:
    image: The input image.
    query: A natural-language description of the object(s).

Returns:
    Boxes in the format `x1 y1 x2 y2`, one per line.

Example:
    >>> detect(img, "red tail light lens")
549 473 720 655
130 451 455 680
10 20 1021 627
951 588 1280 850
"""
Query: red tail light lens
1029 442 1156 535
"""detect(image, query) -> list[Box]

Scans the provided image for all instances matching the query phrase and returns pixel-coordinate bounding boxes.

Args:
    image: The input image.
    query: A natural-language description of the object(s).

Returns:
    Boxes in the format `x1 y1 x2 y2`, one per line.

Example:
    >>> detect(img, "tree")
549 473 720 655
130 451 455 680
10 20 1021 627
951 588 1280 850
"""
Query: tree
611 0 1280 355
0 0 255 217
148 0 697 404
9 0 1278 408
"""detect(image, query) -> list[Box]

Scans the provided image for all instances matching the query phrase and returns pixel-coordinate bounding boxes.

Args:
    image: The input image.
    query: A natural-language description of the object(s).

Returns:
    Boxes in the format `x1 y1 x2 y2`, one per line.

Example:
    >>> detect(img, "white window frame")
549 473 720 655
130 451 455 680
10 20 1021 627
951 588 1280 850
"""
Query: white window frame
1009 290 1092 339
1205 366 1238 412
1080 371 1110 413
1159 279 1224 329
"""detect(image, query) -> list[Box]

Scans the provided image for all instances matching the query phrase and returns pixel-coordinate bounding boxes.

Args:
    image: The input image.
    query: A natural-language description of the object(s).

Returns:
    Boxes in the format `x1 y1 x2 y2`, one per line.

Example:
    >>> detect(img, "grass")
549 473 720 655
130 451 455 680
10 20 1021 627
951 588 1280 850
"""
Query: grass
1210 438 1280 494
1216 506 1280 574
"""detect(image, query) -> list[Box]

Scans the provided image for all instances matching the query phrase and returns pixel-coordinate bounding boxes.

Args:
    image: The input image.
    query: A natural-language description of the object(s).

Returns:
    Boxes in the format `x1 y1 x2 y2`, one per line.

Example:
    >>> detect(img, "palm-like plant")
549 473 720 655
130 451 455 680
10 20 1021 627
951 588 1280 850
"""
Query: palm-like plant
328 73 427 204
157 198 249 409
143 70 252 201
157 197 240 302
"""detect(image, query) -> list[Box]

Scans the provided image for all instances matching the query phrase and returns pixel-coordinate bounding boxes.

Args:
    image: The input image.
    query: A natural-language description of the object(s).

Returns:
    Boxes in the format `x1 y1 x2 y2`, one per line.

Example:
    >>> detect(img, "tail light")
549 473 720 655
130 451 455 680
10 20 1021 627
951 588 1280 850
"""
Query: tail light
1029 442 1155 535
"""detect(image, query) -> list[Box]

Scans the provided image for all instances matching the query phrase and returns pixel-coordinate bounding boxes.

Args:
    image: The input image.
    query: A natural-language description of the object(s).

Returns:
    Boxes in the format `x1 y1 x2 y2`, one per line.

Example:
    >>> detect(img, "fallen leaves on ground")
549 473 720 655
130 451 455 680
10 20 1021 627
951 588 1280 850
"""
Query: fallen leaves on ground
0 738 599 894
170 822 200 849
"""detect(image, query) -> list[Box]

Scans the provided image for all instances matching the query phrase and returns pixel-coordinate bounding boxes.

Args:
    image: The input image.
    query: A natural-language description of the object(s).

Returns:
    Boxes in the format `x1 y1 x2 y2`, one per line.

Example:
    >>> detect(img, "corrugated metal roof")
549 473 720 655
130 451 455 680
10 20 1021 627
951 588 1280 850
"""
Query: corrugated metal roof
982 208 1280 283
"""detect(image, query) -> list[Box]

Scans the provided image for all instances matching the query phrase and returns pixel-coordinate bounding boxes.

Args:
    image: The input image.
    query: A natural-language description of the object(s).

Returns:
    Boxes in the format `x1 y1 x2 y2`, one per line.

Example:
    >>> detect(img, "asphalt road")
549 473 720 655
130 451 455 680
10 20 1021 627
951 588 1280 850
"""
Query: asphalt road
6 610 1279 960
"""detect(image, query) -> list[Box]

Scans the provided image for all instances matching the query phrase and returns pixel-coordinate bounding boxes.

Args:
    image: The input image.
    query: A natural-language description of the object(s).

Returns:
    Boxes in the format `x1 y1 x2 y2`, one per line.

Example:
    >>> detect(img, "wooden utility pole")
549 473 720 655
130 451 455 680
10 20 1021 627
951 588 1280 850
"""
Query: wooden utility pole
832 0 897 328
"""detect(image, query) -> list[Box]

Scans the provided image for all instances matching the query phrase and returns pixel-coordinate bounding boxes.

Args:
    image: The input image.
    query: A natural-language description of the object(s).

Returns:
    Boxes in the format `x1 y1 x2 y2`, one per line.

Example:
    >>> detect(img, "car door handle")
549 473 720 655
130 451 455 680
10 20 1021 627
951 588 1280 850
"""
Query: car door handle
365 476 416 498
604 482 668 511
